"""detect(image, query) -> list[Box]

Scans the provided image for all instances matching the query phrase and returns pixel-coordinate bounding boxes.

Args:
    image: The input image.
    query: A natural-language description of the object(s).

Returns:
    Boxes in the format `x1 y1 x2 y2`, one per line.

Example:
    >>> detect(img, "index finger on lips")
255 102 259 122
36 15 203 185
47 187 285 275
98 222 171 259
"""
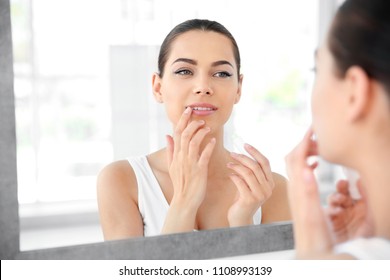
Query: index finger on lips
173 107 192 152
301 128 318 157
286 128 318 176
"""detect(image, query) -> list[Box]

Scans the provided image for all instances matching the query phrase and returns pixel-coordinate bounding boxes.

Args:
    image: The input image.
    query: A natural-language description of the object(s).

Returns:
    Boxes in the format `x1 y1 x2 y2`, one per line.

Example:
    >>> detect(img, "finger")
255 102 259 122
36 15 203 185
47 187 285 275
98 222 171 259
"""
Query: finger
335 180 354 207
173 107 192 153
227 161 265 188
298 128 318 157
166 135 174 166
230 152 268 187
187 126 211 158
243 144 273 183
309 161 319 170
180 120 206 154
327 192 353 208
198 138 216 168
326 205 344 217
227 161 271 199
285 128 318 178
335 180 349 195
229 173 254 201
290 167 334 254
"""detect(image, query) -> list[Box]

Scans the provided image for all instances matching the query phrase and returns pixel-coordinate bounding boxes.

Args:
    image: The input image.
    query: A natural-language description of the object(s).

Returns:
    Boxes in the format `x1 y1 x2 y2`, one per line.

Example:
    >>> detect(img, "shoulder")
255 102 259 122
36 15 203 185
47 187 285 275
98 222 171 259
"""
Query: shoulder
272 172 288 188
270 172 288 199
261 172 291 223
96 159 144 239
97 159 138 204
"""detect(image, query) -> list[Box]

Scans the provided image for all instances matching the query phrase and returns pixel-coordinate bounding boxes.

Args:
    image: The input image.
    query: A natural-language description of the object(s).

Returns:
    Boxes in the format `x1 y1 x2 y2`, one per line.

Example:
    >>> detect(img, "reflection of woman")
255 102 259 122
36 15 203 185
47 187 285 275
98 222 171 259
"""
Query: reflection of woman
286 0 390 259
97 19 290 239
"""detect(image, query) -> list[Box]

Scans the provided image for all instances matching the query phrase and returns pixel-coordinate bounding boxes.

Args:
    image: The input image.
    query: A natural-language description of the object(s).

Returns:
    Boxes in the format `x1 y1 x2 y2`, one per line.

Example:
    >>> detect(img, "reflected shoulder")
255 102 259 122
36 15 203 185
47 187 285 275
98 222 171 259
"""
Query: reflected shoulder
262 172 291 223
96 160 144 239
97 160 138 200
272 172 288 188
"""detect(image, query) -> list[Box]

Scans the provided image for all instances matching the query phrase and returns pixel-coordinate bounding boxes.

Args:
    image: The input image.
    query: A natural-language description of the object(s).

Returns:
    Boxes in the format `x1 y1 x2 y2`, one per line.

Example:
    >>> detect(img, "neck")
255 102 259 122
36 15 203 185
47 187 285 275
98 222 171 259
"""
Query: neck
200 127 231 178
353 143 390 239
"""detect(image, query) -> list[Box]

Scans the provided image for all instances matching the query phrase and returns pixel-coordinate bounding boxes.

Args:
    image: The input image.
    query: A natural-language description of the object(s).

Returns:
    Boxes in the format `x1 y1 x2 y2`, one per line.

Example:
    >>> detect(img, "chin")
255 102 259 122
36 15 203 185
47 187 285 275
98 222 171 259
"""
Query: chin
318 145 343 166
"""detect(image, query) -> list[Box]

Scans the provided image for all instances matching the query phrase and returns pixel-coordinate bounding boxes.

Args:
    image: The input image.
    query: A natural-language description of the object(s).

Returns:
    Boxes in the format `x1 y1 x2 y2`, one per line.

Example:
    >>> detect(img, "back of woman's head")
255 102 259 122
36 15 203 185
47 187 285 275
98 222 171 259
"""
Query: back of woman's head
329 0 390 95
157 19 241 78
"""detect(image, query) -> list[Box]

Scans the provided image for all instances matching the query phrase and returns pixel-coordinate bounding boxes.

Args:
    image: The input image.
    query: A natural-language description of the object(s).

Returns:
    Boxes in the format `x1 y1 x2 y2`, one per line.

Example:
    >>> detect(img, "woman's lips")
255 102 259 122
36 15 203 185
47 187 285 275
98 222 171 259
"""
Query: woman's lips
185 103 218 116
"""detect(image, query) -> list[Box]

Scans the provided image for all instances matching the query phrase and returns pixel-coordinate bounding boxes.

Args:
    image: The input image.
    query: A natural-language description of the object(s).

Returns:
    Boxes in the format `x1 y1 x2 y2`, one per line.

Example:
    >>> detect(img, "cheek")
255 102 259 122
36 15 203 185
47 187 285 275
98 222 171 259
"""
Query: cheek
311 79 343 161
311 81 325 129
311 79 332 154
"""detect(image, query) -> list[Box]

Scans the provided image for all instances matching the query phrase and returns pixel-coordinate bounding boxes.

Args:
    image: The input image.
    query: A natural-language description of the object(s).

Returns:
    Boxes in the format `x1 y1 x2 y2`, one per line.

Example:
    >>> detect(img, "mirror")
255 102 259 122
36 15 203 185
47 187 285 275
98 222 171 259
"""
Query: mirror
1 0 339 259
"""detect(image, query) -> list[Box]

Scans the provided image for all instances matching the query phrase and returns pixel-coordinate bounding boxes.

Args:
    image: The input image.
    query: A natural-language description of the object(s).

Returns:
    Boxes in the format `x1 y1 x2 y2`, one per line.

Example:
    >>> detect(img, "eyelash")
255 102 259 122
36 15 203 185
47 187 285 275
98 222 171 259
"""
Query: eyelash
214 71 232 78
174 69 232 78
175 69 193 76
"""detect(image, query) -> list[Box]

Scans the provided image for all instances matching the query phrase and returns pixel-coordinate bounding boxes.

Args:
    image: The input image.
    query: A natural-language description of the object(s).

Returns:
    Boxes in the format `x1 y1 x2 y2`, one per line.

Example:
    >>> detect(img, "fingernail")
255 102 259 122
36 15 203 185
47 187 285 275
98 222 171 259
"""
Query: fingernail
198 120 205 124
230 152 239 158
184 107 192 114
244 143 252 149
227 162 235 167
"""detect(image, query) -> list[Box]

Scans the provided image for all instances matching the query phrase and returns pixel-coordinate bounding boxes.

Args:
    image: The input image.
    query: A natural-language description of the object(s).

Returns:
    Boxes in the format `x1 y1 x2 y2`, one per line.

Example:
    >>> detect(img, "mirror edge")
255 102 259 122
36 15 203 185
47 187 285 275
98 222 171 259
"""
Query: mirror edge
0 0 20 260
15 222 293 260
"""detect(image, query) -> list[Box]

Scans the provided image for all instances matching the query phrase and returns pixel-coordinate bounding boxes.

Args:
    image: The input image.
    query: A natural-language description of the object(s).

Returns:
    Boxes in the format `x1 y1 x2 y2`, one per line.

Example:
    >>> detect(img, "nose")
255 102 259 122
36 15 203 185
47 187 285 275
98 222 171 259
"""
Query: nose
195 89 212 95
194 75 213 95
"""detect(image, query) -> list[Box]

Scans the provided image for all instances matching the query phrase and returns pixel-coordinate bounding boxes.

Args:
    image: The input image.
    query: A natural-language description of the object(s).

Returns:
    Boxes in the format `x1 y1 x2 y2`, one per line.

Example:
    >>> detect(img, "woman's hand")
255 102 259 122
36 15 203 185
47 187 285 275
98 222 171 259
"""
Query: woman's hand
226 144 275 227
326 179 375 244
285 128 334 258
162 107 216 234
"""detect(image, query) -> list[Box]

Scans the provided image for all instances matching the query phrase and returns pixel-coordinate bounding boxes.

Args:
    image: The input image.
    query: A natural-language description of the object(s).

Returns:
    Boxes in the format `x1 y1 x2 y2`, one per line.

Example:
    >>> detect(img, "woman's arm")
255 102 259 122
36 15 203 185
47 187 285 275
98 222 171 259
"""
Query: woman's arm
96 160 144 240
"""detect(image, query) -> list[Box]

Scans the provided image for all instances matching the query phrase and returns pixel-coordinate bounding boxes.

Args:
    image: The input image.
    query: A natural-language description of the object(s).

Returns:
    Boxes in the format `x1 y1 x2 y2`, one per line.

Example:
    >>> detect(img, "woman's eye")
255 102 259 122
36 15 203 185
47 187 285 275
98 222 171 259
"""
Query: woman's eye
175 69 193 76
214 71 232 78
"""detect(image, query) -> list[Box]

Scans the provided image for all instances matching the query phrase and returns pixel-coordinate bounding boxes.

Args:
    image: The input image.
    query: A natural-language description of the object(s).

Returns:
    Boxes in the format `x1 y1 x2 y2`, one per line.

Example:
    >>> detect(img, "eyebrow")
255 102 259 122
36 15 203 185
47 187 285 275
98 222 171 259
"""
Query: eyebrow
171 58 234 68
212 60 234 68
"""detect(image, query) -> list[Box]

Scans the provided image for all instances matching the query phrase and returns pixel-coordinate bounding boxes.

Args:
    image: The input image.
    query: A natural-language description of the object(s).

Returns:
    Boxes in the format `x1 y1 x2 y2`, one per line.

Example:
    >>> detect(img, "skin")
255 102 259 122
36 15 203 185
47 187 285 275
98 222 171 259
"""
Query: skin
285 36 390 259
97 30 291 240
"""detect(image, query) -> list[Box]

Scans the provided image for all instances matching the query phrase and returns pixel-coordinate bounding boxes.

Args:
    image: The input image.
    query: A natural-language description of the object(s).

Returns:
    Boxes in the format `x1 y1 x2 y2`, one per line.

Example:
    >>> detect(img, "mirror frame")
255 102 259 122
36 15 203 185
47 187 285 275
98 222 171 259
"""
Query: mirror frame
1 0 336 260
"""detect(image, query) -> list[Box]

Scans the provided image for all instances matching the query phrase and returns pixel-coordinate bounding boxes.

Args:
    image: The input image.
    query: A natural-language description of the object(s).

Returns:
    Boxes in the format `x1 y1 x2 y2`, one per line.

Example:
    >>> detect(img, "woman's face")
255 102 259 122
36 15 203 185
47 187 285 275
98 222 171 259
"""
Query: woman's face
311 42 348 162
153 30 242 131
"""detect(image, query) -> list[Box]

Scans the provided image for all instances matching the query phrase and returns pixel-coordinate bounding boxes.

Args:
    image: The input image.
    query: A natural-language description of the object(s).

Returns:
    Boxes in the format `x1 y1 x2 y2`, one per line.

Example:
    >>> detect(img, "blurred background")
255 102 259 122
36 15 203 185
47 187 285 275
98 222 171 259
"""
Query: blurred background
11 0 345 251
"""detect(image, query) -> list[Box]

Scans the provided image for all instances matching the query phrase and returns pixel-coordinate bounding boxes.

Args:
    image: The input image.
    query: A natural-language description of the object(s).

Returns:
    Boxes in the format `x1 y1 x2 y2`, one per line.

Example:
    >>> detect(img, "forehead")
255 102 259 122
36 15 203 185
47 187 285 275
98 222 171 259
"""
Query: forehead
167 30 236 65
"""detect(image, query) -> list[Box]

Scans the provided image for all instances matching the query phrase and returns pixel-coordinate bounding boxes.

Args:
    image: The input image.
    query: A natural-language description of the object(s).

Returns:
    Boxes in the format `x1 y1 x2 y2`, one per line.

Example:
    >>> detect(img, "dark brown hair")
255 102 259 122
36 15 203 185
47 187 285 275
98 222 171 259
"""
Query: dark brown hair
328 0 390 94
157 19 241 78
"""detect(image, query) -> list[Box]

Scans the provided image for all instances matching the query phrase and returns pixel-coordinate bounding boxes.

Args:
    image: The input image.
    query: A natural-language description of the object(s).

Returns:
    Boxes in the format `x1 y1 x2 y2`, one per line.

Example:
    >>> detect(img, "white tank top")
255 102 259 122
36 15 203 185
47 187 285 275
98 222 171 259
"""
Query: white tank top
334 237 390 259
127 156 262 237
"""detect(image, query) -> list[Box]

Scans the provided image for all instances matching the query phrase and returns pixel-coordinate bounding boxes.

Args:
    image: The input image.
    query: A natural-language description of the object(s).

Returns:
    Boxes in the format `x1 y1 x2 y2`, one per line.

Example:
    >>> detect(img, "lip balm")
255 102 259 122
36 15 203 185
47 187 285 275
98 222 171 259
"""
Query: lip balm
342 167 361 200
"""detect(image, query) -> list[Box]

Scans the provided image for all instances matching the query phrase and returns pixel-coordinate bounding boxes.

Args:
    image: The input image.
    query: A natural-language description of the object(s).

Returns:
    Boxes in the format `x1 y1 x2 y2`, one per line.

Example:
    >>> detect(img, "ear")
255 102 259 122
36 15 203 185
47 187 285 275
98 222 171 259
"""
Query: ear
152 72 164 103
234 74 244 104
344 66 371 122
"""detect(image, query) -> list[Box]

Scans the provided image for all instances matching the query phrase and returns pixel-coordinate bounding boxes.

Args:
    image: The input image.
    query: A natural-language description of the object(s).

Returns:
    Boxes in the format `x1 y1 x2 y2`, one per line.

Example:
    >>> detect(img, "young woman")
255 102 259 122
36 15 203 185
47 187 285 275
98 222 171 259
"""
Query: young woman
97 19 290 240
286 0 390 259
